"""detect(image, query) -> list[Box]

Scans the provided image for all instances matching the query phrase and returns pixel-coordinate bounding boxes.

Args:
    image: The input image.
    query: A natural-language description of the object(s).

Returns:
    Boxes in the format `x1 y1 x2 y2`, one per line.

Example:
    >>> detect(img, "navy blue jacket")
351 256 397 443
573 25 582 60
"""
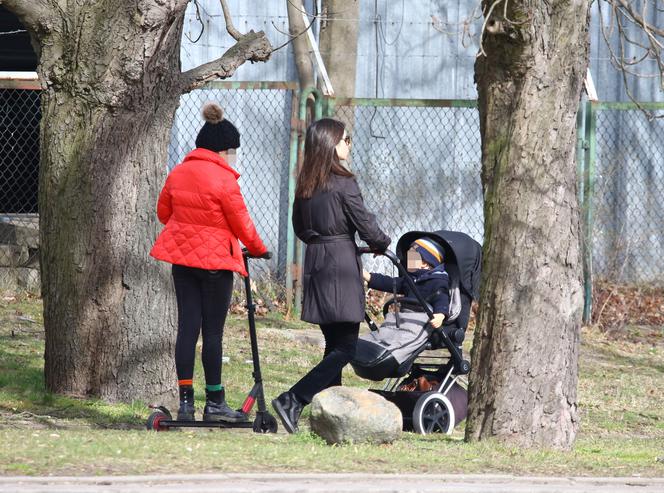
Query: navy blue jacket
368 265 450 315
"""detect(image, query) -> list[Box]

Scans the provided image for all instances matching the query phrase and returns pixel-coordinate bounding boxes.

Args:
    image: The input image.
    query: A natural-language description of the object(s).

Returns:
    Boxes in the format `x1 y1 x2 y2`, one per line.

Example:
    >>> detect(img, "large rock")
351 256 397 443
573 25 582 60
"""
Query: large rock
310 387 402 445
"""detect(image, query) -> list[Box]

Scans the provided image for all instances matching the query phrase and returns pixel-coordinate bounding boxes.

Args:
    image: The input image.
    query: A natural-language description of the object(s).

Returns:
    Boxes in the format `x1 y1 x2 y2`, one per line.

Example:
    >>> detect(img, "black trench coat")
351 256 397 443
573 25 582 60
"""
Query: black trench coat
293 174 390 324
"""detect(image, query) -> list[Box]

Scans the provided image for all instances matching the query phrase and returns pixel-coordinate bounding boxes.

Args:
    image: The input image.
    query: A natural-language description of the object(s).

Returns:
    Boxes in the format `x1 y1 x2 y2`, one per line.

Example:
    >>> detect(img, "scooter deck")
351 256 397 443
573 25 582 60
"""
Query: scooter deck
160 419 253 429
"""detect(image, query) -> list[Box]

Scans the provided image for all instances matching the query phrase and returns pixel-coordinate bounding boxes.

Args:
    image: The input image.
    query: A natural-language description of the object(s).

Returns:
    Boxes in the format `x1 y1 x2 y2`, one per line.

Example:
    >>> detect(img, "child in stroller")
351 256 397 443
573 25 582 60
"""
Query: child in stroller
352 230 481 435
363 237 450 330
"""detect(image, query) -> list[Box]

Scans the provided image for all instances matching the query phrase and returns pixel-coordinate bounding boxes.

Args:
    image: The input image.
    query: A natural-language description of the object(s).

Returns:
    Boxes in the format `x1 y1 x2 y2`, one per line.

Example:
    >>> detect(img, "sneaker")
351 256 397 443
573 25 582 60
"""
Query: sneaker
271 391 303 434
203 400 248 423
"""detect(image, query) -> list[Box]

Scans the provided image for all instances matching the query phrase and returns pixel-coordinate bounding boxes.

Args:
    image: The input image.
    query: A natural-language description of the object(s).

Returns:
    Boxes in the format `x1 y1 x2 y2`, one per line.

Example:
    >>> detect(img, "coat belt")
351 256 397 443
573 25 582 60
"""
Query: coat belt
308 234 354 244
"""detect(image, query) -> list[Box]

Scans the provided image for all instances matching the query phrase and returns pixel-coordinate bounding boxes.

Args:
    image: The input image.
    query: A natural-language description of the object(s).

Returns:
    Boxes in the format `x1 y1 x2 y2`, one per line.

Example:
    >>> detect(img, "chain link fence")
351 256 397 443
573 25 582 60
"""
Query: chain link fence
0 86 41 292
590 103 664 285
328 100 483 274
0 81 298 294
2 81 664 304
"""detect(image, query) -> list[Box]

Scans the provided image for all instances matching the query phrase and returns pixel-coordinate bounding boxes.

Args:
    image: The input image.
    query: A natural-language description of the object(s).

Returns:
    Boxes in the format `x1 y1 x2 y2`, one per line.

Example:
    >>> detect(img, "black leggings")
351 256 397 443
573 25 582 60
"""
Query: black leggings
172 264 234 386
290 322 360 404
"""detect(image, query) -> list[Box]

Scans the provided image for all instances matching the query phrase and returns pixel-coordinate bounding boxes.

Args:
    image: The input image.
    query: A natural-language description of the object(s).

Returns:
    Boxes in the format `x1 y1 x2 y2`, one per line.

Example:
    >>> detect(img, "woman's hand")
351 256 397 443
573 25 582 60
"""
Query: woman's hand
430 313 445 328
363 269 371 282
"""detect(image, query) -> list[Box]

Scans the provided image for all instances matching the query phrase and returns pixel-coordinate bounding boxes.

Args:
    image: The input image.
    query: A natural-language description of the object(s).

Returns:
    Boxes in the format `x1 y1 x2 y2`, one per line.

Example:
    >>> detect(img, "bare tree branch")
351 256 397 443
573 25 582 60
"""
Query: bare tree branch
179 30 272 93
615 0 664 38
598 0 664 118
219 0 243 41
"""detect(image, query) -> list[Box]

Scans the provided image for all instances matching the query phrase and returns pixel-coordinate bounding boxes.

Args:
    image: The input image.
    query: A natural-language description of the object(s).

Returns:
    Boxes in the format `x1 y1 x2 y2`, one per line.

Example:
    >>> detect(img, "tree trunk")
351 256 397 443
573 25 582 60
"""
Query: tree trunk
40 104 179 402
1 0 270 403
0 0 262 401
319 0 359 98
467 0 590 449
287 0 315 90
36 2 187 402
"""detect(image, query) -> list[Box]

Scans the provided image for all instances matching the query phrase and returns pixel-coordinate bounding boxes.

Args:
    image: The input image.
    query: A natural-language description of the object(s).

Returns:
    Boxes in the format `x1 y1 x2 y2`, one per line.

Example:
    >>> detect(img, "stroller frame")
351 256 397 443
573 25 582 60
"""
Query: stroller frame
356 230 481 435
377 360 468 435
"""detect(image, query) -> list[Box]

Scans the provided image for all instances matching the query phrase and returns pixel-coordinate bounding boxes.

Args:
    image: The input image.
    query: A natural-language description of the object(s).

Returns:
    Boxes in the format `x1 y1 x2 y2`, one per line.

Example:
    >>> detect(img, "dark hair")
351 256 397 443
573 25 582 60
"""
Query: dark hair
295 118 353 199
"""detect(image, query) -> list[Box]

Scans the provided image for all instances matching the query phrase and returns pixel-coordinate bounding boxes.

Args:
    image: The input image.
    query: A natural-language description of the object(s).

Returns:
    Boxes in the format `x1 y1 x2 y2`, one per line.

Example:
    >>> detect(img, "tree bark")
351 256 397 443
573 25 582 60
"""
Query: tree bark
467 0 590 449
287 0 315 90
319 0 359 98
0 0 271 402
35 1 187 402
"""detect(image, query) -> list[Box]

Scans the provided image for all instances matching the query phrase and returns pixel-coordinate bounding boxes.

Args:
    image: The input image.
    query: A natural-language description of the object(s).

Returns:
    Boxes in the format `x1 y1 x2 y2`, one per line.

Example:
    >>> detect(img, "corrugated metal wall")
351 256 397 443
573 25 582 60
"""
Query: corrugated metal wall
173 1 664 283
180 0 663 101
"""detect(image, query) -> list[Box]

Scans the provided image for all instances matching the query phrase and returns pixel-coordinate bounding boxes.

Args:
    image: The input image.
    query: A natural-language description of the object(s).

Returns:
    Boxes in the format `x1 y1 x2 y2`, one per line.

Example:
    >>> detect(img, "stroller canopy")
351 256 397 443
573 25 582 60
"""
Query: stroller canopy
395 230 482 300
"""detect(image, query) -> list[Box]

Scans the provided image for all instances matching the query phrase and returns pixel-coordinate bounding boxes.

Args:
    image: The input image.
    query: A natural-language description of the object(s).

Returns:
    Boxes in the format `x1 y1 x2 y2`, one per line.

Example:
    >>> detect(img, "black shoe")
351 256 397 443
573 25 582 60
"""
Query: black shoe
202 389 248 423
177 386 195 421
271 391 303 434
203 400 248 423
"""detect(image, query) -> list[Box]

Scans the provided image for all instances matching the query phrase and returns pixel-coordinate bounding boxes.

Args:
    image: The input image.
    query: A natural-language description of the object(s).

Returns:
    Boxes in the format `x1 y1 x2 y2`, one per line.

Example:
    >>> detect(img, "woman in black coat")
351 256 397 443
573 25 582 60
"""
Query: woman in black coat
272 118 390 433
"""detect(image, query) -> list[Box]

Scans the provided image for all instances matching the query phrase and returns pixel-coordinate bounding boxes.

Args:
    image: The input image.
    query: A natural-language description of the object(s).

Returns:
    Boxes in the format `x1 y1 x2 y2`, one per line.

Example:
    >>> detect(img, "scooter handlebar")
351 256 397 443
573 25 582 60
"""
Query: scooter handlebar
242 248 272 260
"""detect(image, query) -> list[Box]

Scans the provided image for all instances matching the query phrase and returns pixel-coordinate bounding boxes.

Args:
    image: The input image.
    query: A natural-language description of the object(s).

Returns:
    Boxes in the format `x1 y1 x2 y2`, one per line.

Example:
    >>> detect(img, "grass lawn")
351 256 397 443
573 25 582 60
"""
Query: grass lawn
1 293 663 476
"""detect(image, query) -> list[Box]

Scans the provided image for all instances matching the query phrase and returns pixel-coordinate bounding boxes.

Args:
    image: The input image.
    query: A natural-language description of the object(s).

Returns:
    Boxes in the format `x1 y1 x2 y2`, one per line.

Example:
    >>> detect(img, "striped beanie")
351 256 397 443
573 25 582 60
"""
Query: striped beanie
413 237 444 267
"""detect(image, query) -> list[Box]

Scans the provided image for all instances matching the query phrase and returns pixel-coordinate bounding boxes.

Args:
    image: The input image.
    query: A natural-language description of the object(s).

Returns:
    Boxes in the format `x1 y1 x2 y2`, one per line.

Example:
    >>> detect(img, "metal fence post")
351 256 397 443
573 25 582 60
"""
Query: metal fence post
576 102 586 206
582 101 596 324
285 89 301 315
285 86 322 316
322 94 337 117
576 102 588 323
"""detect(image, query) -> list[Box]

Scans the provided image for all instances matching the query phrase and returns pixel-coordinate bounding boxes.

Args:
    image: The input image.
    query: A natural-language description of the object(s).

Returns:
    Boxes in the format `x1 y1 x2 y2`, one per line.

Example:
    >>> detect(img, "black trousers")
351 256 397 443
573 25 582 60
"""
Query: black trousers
172 264 234 386
290 321 360 404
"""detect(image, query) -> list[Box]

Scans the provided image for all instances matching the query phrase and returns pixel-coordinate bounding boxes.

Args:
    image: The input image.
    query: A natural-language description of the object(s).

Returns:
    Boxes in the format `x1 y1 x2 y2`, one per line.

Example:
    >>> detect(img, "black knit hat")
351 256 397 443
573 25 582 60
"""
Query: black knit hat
195 102 240 152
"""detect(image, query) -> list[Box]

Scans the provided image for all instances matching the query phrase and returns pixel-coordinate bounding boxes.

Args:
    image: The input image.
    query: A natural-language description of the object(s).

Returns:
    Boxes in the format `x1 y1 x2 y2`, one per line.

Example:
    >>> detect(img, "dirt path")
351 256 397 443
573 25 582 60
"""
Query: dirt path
1 473 663 493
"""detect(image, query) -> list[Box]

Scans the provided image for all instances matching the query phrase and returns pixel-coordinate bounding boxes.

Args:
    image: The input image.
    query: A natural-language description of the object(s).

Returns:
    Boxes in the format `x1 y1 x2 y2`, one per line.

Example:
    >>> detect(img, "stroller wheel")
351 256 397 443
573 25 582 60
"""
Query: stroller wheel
146 410 170 432
413 392 455 435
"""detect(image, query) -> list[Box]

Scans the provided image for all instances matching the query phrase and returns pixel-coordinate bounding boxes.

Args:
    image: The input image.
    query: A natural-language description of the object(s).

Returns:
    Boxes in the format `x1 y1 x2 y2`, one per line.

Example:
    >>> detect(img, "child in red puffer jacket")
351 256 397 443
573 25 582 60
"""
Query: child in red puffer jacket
151 102 266 423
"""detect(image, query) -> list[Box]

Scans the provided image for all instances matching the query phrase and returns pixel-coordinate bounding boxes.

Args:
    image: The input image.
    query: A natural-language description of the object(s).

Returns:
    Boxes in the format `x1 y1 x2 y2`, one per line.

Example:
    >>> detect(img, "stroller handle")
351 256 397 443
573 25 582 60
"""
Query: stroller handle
357 247 400 264
358 247 434 320
242 248 272 260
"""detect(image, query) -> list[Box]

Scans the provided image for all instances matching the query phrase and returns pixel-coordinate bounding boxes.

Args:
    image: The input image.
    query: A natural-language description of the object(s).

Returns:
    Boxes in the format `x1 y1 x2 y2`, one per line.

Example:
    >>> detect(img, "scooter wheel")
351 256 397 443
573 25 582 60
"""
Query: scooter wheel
253 412 278 433
146 411 170 432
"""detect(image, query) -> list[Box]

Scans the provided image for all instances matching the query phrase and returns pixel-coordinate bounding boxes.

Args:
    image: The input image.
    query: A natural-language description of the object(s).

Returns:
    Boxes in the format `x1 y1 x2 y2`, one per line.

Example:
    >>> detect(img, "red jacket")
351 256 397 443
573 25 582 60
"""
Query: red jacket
150 148 267 276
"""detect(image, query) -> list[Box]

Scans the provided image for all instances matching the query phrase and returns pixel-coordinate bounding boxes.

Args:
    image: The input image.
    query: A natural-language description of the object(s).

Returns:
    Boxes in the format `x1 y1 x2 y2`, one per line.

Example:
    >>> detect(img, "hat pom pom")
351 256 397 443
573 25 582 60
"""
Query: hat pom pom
202 102 224 124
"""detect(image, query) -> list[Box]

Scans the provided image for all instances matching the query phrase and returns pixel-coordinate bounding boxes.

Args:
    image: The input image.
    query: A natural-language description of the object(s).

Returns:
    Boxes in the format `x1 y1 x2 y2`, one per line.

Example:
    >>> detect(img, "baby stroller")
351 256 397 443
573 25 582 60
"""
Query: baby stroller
352 230 481 435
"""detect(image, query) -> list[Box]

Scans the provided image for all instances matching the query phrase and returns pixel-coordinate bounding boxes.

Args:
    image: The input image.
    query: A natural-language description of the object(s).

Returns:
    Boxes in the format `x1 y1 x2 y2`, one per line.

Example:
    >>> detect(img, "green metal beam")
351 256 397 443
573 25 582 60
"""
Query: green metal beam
591 101 664 111
582 101 596 324
203 81 299 91
330 97 477 109
285 86 323 315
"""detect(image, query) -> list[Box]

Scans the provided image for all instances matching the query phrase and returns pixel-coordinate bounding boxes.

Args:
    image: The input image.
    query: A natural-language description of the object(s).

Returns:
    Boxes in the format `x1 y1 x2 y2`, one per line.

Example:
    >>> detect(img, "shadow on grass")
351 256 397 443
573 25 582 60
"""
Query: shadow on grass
0 336 146 430
586 339 664 374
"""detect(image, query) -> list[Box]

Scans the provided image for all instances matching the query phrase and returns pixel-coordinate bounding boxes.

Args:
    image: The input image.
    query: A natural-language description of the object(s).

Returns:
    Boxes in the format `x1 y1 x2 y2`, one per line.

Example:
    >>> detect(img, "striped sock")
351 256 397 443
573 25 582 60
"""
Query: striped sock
178 379 194 403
